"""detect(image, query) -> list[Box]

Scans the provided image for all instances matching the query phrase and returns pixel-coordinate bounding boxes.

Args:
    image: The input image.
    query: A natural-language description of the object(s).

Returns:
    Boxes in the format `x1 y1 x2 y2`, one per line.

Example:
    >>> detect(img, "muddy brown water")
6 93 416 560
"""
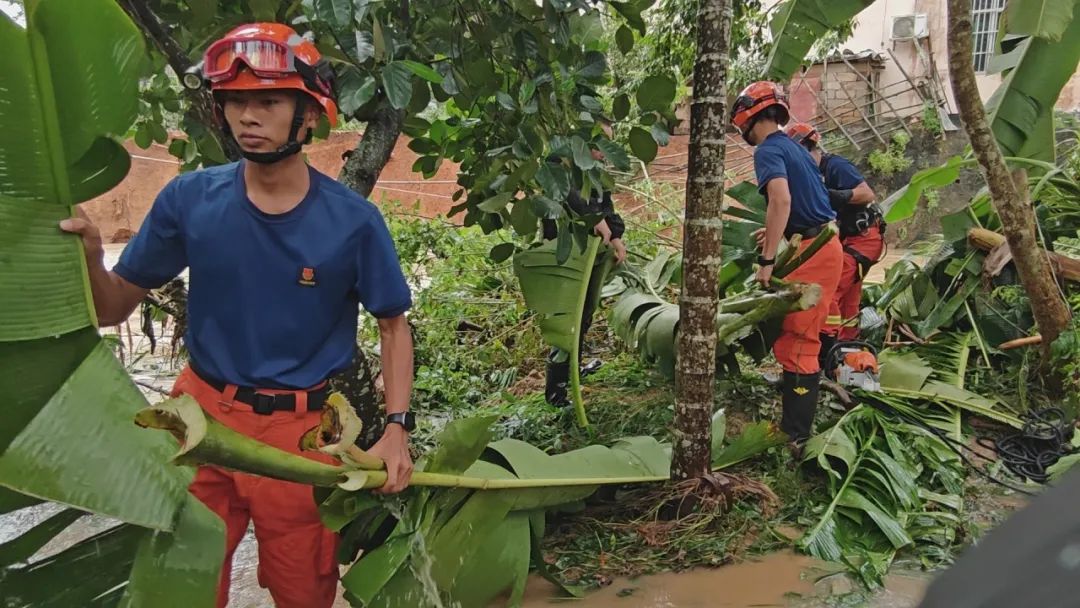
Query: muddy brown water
517 552 927 608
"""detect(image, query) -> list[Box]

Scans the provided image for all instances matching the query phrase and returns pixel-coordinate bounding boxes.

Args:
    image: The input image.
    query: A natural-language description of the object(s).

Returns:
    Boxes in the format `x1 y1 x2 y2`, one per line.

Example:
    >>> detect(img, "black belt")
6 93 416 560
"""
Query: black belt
190 363 327 415
785 222 831 240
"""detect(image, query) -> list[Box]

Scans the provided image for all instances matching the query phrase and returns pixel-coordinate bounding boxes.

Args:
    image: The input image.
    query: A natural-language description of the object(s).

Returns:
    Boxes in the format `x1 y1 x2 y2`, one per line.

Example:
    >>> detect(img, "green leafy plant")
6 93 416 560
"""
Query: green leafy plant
921 101 945 138
135 396 784 607
867 131 914 177
0 0 222 603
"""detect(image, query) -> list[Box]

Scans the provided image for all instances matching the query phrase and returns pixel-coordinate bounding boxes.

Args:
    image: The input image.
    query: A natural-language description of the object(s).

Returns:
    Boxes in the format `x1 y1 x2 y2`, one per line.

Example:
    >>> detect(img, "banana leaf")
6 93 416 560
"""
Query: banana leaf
878 347 1021 427
799 405 964 587
987 3 1080 162
514 236 614 427
516 235 617 425
0 1 223 604
136 400 782 607
763 0 876 82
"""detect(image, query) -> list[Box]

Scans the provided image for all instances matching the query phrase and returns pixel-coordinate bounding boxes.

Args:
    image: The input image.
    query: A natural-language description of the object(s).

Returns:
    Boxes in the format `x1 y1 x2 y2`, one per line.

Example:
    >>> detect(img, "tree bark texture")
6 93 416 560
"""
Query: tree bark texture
672 0 733 480
117 0 241 162
946 0 1071 362
337 98 406 198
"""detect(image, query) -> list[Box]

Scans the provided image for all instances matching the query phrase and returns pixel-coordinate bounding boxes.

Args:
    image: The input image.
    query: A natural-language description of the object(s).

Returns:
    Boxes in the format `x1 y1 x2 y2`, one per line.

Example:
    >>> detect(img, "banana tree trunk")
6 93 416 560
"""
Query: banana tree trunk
672 0 733 480
968 227 1080 283
946 0 1072 368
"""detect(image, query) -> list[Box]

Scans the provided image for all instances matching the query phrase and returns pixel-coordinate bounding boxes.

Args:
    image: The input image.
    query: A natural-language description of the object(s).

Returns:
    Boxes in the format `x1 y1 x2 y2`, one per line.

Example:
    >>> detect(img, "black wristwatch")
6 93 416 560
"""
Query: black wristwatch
386 412 416 432
757 256 775 267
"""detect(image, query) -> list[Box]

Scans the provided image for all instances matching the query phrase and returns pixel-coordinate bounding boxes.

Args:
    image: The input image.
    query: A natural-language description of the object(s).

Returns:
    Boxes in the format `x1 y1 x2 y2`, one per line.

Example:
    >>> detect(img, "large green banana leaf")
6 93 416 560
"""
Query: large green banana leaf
135 400 784 607
987 0 1080 162
763 0 876 82
513 236 614 427
0 0 222 604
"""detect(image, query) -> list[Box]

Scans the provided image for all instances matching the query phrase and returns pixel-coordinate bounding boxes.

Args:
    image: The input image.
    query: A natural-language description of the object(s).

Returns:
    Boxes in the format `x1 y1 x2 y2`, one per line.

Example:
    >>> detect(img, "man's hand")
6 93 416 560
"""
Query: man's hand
59 207 104 266
756 263 773 288
368 424 413 494
593 219 612 245
752 227 766 249
610 238 627 264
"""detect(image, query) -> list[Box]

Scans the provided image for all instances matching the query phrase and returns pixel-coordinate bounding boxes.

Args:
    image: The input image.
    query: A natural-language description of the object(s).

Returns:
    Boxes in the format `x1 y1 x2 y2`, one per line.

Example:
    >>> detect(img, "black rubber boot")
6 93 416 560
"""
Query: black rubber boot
819 333 837 379
780 371 820 444
545 351 571 407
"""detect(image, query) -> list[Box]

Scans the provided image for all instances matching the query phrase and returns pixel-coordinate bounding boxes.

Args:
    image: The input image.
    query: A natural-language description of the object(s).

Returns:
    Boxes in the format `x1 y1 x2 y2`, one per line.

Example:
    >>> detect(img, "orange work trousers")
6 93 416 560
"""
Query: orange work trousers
170 367 339 608
826 225 885 340
774 233 843 374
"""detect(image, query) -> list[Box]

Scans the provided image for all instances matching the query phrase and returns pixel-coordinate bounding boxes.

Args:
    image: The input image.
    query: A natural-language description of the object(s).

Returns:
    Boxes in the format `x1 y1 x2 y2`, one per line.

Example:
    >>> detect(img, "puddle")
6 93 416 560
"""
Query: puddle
517 551 928 608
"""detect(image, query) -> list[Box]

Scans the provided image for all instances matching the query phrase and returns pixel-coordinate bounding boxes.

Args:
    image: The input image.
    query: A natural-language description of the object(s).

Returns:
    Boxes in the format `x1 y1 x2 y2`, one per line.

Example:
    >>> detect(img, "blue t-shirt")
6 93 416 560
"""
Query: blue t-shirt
820 153 866 190
115 162 412 389
753 131 835 232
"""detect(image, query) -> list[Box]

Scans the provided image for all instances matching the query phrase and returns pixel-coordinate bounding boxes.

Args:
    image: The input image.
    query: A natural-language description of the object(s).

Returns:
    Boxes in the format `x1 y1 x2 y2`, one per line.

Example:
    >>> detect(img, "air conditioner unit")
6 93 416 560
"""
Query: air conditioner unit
891 14 929 40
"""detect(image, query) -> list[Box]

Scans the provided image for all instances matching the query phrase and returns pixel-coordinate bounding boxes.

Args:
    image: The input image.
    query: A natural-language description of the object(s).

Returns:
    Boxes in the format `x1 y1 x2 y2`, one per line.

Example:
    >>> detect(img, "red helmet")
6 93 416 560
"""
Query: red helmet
203 23 338 127
730 81 789 142
785 122 820 148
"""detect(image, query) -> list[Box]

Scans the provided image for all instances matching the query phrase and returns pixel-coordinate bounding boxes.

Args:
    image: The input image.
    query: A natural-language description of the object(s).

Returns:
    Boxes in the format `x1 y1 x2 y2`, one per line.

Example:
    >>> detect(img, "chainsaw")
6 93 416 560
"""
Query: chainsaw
824 340 881 393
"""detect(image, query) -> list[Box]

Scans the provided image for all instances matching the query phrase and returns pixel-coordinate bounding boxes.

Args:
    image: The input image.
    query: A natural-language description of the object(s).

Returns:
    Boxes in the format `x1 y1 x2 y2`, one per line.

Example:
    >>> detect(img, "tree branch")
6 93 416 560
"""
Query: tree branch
116 0 240 161
338 97 406 198
946 0 1071 368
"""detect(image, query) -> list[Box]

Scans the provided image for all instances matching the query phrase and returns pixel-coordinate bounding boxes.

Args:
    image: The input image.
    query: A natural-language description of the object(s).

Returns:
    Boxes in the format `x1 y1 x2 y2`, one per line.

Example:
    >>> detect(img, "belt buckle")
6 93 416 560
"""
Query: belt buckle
252 393 276 416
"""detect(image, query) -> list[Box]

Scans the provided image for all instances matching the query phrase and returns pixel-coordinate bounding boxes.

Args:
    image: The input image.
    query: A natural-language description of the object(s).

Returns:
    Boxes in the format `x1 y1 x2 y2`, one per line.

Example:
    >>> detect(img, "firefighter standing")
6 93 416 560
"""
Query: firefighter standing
730 82 843 447
786 123 885 369
61 24 415 608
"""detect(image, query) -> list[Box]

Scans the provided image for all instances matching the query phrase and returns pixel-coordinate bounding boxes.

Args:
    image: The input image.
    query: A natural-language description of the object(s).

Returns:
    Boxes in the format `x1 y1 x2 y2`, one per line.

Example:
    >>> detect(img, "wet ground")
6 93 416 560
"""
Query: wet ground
518 552 928 608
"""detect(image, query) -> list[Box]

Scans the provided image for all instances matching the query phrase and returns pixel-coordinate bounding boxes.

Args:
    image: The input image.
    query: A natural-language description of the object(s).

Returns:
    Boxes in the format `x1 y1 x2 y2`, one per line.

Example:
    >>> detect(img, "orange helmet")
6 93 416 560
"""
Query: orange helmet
203 23 338 127
730 81 789 143
785 123 820 148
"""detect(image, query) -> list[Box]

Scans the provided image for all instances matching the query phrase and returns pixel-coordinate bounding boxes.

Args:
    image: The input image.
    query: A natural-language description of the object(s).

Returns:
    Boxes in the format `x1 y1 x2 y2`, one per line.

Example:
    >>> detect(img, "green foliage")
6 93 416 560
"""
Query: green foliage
514 236 614 426
127 0 678 246
369 211 546 418
920 102 944 138
0 0 222 602
986 0 1080 161
764 0 874 82
800 405 964 587
607 0 770 95
867 131 913 177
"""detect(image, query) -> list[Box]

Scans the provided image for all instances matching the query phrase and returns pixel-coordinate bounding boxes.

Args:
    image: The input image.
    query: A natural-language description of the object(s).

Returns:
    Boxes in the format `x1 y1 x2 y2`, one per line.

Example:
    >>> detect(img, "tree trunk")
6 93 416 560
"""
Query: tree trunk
946 0 1072 366
116 0 241 162
338 98 406 198
671 0 733 480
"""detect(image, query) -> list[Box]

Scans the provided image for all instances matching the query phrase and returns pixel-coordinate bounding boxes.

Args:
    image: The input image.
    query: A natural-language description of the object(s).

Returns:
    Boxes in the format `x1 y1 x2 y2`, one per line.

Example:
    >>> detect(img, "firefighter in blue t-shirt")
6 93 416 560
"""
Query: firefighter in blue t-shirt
786 123 885 369
59 23 413 608
730 81 843 448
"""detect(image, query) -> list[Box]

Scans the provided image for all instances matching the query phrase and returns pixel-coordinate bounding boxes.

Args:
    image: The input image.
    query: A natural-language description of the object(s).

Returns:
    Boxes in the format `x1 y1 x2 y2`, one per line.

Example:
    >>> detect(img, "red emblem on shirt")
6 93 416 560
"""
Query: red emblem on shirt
299 267 316 286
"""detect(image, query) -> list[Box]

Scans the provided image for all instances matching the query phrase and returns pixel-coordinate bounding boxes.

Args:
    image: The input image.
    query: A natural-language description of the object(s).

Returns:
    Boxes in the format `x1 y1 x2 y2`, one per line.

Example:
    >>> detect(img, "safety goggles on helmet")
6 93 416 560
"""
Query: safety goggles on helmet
203 37 298 83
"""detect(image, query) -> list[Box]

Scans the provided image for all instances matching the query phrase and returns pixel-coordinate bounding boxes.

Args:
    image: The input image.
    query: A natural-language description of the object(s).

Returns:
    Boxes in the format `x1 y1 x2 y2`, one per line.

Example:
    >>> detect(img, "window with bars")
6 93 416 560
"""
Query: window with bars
971 0 1006 73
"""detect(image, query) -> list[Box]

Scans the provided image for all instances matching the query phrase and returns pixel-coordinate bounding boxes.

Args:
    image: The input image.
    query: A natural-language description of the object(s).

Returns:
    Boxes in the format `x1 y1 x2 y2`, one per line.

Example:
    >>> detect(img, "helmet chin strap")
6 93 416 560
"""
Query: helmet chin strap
239 93 311 165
